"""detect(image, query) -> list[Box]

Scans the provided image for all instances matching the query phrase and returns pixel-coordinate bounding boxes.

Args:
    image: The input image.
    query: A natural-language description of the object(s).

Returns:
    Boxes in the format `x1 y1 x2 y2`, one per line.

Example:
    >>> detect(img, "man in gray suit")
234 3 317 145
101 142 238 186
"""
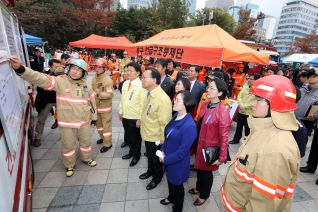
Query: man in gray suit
154 59 175 101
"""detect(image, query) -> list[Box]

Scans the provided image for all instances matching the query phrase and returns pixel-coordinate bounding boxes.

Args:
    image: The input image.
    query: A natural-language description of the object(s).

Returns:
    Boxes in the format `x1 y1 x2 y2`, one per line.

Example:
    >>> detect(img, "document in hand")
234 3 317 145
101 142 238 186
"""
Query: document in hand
304 105 318 117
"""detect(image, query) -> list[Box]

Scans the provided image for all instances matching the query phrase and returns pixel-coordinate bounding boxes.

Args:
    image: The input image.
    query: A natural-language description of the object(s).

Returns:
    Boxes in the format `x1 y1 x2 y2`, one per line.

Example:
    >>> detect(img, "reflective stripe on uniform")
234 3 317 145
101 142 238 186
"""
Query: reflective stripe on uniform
252 175 295 199
58 120 90 128
234 161 254 183
103 132 112 137
56 95 88 104
106 89 113 93
97 106 112 112
62 149 76 157
220 186 242 212
45 76 57 90
80 145 92 152
97 127 103 131
87 92 96 101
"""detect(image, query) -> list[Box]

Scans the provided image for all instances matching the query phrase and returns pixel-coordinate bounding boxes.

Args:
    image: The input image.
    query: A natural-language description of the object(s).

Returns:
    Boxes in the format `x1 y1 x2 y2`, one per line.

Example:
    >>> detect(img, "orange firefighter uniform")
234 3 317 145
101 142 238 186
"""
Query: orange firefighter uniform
231 65 246 99
92 73 113 147
109 59 121 87
197 67 207 83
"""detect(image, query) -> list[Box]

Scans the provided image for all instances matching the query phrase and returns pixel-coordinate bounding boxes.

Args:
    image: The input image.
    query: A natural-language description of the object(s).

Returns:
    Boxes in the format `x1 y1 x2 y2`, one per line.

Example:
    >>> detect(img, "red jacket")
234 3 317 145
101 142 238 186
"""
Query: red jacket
194 101 231 171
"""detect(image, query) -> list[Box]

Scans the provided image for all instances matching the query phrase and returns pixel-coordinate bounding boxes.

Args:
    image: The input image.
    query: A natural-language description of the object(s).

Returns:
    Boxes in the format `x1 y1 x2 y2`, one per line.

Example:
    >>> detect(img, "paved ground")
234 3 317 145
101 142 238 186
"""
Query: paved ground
31 73 318 212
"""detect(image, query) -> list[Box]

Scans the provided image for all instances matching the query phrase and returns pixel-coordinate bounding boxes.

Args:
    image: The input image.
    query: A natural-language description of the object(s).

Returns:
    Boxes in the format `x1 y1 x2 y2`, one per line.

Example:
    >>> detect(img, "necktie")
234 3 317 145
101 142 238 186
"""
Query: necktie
128 83 131 91
147 92 150 98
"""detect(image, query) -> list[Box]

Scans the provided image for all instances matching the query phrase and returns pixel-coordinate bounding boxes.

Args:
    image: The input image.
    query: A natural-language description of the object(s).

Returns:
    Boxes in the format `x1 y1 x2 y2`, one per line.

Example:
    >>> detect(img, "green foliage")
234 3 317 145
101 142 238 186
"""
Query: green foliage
187 7 236 33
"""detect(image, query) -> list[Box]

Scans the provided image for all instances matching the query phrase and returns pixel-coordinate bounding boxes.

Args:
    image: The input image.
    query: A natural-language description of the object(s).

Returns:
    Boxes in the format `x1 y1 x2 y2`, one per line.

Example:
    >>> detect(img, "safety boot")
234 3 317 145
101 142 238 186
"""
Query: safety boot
83 159 97 167
33 139 41 147
66 167 74 177
51 120 58 129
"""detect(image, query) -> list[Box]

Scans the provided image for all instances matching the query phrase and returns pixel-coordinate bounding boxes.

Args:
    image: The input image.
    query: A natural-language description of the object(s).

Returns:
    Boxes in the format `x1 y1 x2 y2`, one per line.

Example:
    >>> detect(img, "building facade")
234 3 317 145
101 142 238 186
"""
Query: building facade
245 3 259 18
127 0 150 9
274 0 318 54
228 5 242 22
205 0 234 9
188 0 197 14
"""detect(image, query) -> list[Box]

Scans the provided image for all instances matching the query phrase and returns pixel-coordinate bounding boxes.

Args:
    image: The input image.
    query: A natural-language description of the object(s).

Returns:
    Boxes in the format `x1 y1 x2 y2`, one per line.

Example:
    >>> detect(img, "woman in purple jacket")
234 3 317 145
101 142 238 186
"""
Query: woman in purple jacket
159 90 197 212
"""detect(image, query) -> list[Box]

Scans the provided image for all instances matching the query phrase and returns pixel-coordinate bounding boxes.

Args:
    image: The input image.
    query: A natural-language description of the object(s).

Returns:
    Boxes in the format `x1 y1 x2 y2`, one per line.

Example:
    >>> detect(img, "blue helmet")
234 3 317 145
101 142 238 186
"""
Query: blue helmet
69 59 89 73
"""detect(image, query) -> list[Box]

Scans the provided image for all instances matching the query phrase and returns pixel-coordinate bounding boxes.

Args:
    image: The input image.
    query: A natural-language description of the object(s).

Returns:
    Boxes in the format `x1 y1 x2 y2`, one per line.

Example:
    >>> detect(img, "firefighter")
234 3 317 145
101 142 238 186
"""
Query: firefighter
9 56 97 177
221 75 300 212
231 64 246 99
92 58 114 153
109 53 121 90
120 51 131 81
141 56 152 72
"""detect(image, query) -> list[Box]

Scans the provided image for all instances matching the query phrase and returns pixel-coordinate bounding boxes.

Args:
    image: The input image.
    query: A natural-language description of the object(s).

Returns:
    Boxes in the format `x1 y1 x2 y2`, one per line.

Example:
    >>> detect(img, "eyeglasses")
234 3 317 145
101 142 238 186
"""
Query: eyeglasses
206 86 218 91
70 66 83 72
141 76 153 80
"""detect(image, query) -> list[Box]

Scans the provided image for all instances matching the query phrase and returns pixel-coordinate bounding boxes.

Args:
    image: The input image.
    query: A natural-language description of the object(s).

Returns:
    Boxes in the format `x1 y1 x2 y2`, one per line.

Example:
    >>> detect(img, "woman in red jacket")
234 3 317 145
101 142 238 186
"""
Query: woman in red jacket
188 77 231 206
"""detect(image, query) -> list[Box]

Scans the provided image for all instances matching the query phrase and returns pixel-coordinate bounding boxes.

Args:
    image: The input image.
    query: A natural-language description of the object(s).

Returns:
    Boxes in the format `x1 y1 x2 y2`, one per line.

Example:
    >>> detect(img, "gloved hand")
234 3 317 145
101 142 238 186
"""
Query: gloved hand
90 120 97 127
54 65 65 75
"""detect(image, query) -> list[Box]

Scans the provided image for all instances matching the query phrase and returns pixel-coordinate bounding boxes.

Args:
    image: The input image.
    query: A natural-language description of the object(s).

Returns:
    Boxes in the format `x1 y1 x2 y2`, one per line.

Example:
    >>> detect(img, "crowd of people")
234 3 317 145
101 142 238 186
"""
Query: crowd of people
9 48 318 211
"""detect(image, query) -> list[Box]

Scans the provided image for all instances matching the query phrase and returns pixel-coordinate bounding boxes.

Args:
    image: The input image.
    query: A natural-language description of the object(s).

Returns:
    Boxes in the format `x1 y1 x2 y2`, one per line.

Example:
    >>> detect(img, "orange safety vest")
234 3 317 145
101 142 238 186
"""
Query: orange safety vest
109 60 120 74
232 72 246 90
198 67 206 83
169 70 178 81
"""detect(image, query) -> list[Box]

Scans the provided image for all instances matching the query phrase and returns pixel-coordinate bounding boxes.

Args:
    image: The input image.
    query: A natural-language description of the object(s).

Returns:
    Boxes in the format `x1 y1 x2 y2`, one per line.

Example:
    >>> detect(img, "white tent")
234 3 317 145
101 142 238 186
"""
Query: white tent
280 54 318 64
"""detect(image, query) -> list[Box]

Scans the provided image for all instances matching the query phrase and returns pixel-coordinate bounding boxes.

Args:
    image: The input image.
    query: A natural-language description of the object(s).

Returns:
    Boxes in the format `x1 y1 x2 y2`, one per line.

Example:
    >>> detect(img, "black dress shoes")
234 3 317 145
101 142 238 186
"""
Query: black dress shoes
130 158 139 167
193 198 206 206
96 139 103 144
51 120 58 129
160 198 172 205
144 152 147 156
122 154 132 160
139 172 152 180
146 181 158 190
300 166 315 173
229 139 239 144
316 179 318 185
121 142 127 148
100 145 112 153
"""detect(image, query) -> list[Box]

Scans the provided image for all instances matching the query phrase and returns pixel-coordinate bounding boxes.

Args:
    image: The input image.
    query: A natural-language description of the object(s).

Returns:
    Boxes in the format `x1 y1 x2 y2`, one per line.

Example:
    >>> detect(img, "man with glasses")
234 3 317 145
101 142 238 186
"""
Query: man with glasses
229 73 260 144
9 56 98 177
92 58 114 153
139 68 172 190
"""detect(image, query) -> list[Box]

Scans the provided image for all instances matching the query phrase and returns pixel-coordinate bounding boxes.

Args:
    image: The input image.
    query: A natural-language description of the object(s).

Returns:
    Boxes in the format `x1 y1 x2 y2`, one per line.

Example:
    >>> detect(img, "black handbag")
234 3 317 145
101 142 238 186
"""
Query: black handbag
204 145 231 166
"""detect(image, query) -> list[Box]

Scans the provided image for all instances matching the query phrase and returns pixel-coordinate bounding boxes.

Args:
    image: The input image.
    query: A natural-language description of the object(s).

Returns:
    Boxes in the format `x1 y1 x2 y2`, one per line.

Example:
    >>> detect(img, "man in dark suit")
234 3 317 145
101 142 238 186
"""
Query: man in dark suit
30 48 45 72
188 65 206 107
154 59 175 100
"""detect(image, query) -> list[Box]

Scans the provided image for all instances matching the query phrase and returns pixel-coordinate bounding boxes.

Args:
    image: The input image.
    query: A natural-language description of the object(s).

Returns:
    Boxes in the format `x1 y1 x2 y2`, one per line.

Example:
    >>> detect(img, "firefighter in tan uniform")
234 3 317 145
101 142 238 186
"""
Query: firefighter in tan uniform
231 64 246 99
9 56 97 177
221 75 300 212
91 58 114 153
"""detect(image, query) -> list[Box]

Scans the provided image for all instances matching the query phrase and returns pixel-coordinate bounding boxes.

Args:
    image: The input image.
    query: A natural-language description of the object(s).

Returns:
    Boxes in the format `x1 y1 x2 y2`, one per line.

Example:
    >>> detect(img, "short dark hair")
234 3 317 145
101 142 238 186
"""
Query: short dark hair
250 73 260 80
145 68 161 85
155 58 168 68
299 72 308 78
166 59 175 68
61 54 71 60
177 78 191 91
175 62 181 67
48 59 61 67
189 65 200 73
127 62 141 74
176 90 195 113
267 68 277 74
209 78 228 100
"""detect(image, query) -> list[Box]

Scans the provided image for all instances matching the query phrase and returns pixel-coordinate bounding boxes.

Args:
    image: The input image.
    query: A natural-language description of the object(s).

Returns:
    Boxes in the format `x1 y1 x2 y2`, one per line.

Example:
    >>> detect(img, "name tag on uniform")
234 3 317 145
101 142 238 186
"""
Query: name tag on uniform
205 113 212 125
146 105 152 116
129 91 134 100
76 89 83 97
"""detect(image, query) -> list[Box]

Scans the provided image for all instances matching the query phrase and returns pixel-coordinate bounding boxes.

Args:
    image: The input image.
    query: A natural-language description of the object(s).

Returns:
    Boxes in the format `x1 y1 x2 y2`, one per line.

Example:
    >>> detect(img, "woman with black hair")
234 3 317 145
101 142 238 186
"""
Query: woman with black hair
158 90 197 212
189 78 231 206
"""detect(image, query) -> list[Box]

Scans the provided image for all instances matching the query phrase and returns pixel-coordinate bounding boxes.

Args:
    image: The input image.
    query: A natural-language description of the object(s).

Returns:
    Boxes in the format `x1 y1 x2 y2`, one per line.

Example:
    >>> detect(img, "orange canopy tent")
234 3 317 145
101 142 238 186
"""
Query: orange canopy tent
125 24 269 67
69 34 132 49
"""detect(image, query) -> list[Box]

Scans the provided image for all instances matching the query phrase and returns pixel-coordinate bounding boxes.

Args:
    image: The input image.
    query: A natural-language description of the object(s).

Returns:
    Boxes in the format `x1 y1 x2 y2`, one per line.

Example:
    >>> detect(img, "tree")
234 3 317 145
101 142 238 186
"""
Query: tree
187 7 236 34
284 34 318 56
231 9 264 41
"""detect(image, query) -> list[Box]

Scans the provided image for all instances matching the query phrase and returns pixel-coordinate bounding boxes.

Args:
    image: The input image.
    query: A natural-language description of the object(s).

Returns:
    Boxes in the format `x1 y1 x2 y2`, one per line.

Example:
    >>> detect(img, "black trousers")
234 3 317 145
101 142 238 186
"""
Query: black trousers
307 129 318 171
167 182 184 212
233 113 250 141
196 169 213 199
122 118 142 159
301 120 315 141
145 141 163 183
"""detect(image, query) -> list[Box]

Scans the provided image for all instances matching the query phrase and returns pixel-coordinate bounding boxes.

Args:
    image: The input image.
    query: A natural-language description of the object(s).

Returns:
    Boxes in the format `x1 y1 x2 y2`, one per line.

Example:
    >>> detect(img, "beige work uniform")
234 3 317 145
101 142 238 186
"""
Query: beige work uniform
20 67 97 168
92 73 113 147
